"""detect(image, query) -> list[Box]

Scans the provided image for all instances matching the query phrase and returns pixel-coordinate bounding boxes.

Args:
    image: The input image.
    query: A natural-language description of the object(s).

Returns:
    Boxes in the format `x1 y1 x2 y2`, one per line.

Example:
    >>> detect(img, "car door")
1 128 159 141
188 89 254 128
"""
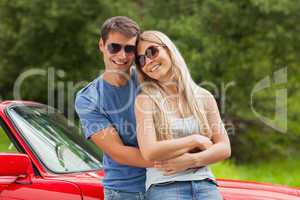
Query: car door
0 118 83 200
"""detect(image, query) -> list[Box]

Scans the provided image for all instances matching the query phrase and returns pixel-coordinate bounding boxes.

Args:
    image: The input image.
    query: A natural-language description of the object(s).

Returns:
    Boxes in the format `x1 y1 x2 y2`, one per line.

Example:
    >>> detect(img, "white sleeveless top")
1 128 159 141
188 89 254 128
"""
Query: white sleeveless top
145 116 216 190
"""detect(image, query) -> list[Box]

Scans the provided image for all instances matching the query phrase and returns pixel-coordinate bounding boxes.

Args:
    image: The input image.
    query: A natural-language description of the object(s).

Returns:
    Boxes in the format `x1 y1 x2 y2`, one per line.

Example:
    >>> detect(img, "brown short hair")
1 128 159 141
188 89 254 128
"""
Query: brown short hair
100 16 140 44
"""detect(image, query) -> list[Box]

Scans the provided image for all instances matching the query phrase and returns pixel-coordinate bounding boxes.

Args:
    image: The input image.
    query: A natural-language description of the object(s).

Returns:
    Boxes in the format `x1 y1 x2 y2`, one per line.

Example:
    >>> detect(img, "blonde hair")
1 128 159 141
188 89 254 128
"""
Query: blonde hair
136 31 212 140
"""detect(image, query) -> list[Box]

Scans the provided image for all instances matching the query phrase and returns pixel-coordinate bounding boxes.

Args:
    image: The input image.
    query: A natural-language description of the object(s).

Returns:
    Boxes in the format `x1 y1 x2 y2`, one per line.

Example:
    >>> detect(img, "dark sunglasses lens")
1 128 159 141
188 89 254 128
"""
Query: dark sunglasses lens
124 45 136 53
107 43 122 54
146 46 159 59
137 55 146 67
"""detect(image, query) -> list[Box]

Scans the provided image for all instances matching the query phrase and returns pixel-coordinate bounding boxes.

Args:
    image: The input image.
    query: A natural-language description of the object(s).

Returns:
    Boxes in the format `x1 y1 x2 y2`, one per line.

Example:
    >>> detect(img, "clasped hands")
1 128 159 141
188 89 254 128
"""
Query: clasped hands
154 134 213 176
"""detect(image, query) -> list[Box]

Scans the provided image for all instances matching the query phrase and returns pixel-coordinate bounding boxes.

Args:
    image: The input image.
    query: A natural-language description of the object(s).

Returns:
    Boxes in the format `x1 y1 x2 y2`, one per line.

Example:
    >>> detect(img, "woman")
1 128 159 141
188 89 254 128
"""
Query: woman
134 30 231 200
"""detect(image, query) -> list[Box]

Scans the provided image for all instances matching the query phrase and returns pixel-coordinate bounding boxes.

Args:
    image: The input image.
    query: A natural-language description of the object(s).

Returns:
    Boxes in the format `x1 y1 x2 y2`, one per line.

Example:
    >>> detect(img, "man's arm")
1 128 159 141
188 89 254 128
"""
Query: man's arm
75 92 152 168
91 126 153 168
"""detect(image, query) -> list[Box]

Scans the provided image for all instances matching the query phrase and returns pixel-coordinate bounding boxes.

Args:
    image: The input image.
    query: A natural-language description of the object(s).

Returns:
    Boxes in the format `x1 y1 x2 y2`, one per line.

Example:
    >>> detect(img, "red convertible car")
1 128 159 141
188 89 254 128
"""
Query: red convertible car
0 100 299 200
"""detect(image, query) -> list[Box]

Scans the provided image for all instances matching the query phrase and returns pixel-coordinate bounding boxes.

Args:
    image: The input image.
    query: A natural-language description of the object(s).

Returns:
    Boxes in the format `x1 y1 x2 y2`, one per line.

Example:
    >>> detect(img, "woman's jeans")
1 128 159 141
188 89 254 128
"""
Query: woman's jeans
104 188 146 200
146 179 223 200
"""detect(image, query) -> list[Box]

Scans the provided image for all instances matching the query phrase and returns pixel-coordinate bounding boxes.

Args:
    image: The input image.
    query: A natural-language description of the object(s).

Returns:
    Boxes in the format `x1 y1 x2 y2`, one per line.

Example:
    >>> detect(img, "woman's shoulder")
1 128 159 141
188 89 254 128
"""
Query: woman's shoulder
193 86 218 111
136 93 152 102
194 86 214 99
135 93 155 111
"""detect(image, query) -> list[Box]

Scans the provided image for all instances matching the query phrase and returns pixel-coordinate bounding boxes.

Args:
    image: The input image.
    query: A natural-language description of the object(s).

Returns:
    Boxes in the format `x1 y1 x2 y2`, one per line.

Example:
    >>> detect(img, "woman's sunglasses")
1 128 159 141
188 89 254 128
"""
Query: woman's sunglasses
107 43 136 54
136 45 165 68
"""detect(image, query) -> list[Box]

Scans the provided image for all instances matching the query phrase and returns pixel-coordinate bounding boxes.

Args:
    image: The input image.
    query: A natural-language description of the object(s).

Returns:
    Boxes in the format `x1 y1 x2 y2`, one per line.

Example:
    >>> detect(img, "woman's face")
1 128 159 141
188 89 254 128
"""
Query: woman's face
137 39 173 81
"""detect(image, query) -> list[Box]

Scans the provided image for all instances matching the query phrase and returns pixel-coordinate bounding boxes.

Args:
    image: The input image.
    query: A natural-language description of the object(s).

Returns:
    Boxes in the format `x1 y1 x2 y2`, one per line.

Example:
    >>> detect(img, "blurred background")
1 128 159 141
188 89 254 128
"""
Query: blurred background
0 0 299 186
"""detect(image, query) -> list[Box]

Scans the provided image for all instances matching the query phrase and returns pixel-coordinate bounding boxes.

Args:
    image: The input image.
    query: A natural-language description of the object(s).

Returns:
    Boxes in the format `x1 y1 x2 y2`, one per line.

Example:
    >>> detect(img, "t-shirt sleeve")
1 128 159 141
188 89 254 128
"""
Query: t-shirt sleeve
75 91 111 139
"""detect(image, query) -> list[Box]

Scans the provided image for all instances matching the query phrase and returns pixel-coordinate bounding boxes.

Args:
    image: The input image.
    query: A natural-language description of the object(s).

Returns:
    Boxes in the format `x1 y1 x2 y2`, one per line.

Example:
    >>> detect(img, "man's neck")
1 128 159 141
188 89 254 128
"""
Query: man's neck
102 70 130 87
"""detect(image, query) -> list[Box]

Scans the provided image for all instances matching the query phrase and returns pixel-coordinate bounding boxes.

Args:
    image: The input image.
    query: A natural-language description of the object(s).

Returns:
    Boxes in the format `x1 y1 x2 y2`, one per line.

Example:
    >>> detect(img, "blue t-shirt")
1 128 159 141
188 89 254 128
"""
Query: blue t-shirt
75 69 146 192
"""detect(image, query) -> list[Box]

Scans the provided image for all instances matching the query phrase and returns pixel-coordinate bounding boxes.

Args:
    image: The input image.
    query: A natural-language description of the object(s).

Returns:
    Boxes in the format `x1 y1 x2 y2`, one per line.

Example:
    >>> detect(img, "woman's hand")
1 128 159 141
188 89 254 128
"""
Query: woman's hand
154 135 213 175
154 153 196 175
192 134 213 151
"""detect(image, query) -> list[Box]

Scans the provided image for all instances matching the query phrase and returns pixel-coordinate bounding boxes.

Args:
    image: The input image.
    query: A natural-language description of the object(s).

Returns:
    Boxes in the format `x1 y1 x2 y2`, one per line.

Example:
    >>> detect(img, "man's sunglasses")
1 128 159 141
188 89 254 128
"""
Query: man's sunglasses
107 43 136 54
136 45 165 68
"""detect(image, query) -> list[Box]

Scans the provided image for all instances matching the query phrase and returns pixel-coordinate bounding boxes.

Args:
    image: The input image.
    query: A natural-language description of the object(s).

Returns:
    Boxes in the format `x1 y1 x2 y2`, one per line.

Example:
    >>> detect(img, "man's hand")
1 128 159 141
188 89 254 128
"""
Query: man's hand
154 153 198 176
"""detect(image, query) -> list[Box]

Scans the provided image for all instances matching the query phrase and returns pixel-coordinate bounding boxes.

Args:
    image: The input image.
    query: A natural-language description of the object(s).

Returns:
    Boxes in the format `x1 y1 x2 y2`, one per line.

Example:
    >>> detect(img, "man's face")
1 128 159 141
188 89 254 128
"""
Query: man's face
99 32 137 73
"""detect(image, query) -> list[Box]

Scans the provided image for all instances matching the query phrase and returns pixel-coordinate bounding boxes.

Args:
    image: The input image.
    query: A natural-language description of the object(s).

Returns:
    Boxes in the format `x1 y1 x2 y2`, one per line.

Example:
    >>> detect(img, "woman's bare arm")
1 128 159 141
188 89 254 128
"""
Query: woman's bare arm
154 89 231 174
135 94 207 161
192 89 231 166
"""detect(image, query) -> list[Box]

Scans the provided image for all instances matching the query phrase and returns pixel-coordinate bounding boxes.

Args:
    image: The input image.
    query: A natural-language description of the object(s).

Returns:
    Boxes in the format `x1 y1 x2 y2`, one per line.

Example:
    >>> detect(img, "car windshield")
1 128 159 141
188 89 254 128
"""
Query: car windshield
6 104 102 173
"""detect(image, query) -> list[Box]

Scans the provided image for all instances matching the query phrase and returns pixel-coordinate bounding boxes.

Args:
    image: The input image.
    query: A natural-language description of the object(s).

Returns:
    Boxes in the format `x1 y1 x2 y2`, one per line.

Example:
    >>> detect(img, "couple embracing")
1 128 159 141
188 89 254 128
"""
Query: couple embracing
75 16 230 200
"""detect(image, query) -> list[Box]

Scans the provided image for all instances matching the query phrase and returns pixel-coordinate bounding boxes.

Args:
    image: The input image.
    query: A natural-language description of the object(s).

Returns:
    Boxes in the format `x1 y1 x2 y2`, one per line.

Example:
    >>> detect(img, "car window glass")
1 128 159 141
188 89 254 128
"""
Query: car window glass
6 105 102 173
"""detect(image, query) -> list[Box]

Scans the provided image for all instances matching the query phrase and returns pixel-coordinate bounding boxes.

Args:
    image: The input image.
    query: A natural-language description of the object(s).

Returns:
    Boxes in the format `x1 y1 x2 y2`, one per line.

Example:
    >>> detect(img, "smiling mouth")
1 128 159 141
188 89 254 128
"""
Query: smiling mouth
112 60 128 65
150 64 161 72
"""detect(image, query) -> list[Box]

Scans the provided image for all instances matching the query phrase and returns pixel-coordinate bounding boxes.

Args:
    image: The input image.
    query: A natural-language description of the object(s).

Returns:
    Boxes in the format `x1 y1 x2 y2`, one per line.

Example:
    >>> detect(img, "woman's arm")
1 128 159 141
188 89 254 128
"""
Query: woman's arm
193 89 231 166
154 89 231 174
135 94 208 161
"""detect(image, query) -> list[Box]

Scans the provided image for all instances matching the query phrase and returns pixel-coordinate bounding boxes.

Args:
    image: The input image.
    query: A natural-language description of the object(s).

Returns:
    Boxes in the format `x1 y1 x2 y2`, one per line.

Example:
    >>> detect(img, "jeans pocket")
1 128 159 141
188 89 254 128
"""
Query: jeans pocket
147 181 176 196
104 188 115 200
146 181 179 200
193 179 218 192
152 181 176 186
204 178 219 186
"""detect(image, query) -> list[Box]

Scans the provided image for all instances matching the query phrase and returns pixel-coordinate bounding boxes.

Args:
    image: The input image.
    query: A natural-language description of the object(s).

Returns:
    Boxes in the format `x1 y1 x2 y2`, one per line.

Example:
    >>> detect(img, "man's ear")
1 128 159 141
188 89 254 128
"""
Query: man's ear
99 38 104 53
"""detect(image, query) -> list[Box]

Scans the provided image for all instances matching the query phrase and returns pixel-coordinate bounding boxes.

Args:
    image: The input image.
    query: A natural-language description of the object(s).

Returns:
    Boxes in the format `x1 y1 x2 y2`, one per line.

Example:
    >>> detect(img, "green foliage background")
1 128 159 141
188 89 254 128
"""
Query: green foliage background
0 0 299 163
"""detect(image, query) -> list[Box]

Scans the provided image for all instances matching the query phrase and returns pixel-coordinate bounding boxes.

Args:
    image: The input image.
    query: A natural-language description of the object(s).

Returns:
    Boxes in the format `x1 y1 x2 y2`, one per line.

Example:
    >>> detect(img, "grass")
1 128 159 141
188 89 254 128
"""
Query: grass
0 127 17 152
211 159 300 187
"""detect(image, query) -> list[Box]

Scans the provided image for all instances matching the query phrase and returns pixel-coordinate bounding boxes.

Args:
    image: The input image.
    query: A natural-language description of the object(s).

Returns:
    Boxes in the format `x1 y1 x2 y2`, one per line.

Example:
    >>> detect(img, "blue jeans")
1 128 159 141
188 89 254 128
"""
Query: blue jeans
104 188 146 200
146 179 223 200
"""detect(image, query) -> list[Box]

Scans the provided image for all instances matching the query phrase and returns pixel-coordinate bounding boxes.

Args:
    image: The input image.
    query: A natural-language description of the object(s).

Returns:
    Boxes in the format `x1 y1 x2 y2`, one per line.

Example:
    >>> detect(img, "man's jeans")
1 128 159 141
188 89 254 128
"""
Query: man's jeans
104 188 145 200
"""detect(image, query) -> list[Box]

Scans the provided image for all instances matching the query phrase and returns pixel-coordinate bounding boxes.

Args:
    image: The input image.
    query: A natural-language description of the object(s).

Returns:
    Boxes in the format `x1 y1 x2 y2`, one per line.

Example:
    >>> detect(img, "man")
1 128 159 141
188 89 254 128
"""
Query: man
75 16 151 200
75 16 229 200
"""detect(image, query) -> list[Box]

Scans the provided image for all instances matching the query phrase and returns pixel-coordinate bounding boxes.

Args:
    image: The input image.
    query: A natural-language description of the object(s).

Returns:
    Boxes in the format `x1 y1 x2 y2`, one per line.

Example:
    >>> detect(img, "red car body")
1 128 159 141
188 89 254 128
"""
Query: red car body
0 101 299 200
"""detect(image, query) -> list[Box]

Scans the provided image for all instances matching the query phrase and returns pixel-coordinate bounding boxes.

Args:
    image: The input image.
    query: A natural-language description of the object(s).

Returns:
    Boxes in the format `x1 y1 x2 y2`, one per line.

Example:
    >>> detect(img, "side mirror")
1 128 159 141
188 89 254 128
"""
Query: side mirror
0 153 33 184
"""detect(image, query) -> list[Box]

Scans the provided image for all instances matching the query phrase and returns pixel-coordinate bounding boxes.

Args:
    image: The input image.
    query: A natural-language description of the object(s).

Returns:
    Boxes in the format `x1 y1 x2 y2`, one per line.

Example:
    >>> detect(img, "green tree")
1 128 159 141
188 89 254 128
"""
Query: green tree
0 0 299 163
